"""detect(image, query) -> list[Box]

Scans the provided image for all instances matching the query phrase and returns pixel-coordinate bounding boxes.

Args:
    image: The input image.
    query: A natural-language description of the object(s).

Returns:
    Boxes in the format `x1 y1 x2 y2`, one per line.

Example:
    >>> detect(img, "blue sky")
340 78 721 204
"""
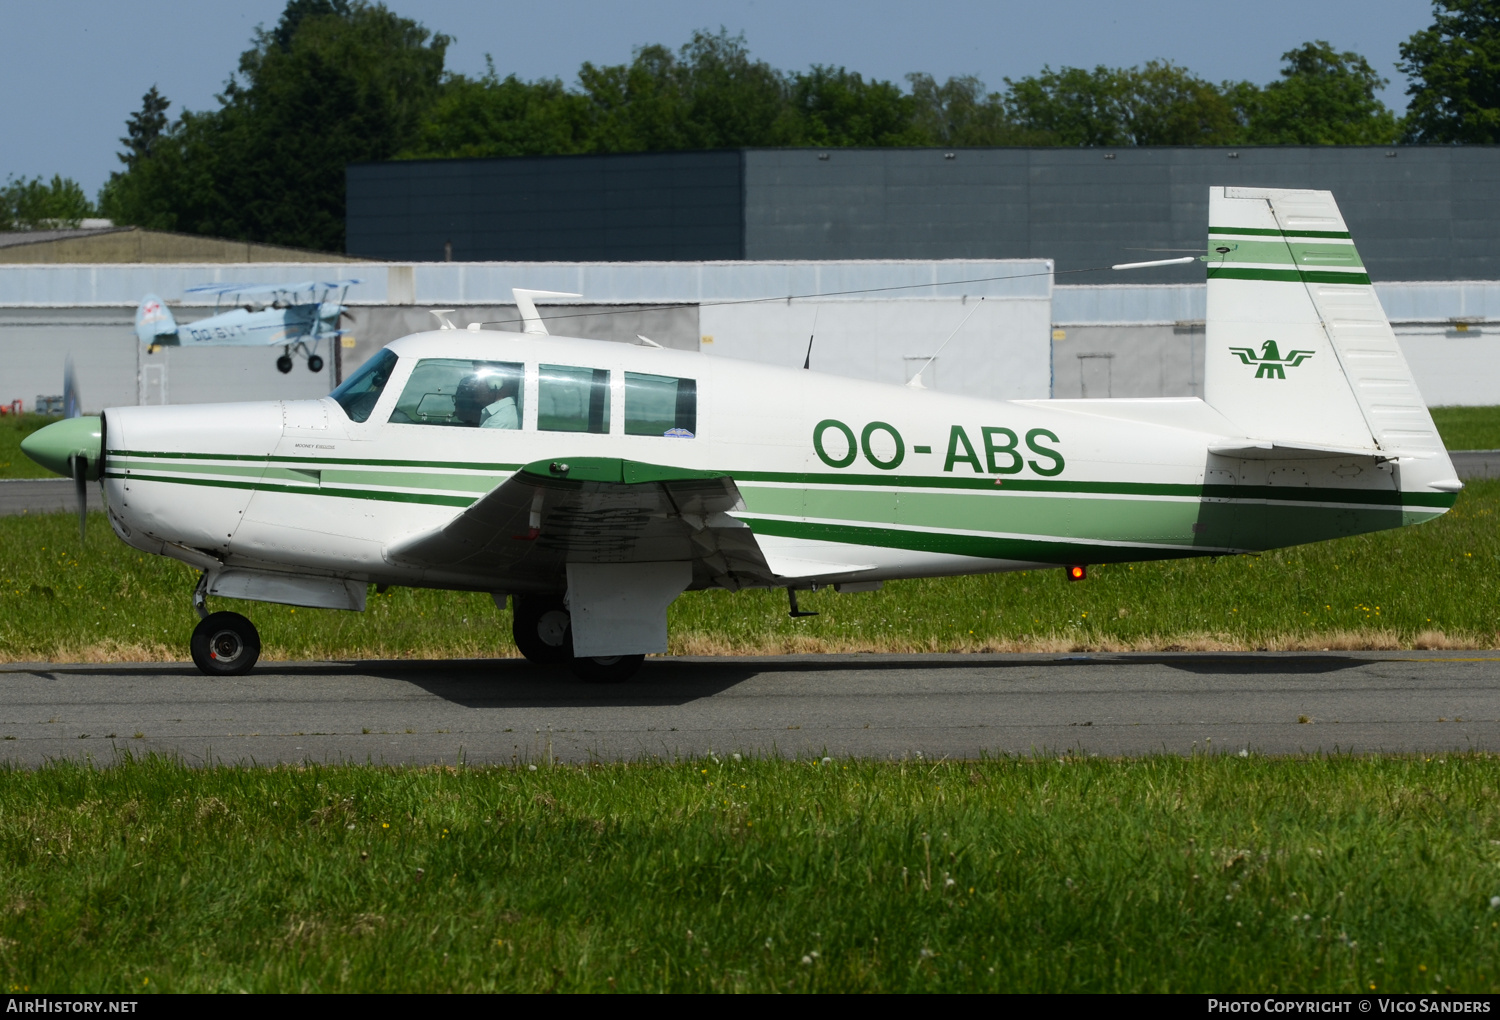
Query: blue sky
2 0 1438 198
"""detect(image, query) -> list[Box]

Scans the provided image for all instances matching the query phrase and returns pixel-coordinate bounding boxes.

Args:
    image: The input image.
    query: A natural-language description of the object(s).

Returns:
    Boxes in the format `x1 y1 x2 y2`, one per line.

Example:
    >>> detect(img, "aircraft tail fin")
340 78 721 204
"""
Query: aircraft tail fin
1203 187 1455 485
135 294 177 346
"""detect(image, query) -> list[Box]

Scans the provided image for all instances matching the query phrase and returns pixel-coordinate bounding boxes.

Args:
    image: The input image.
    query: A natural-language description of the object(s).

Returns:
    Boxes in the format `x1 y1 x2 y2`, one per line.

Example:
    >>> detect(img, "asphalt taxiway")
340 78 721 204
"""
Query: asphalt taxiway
0 651 1496 766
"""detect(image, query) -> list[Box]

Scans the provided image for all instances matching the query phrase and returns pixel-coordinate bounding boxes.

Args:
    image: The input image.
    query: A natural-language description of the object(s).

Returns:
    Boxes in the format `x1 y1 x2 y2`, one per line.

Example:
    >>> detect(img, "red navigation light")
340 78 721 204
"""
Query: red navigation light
1066 565 1087 581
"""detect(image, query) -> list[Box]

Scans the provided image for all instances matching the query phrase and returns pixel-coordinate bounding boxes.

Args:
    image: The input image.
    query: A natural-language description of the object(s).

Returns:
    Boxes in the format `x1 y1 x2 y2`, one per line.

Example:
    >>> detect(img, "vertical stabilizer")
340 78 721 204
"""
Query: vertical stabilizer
135 294 177 346
1204 187 1444 462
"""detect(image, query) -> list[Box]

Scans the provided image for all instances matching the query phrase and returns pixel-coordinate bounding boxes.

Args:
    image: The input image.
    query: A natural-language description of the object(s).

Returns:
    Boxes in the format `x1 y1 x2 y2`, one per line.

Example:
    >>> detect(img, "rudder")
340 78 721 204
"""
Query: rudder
135 294 178 346
1204 186 1444 461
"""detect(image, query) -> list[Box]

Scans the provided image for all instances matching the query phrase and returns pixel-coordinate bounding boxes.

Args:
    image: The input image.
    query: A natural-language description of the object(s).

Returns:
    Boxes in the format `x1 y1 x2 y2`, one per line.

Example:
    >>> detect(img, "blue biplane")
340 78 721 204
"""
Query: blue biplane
134 279 361 374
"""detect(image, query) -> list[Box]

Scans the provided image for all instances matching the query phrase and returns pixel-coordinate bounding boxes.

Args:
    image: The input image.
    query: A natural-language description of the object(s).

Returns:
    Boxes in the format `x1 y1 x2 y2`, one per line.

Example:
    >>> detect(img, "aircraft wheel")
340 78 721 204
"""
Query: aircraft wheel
307 355 324 373
569 653 645 683
511 596 571 665
276 355 294 374
190 611 261 676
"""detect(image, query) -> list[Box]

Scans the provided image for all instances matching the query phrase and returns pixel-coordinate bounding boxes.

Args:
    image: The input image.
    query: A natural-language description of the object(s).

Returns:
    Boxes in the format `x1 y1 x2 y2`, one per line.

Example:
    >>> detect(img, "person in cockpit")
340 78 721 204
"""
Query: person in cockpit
455 370 520 429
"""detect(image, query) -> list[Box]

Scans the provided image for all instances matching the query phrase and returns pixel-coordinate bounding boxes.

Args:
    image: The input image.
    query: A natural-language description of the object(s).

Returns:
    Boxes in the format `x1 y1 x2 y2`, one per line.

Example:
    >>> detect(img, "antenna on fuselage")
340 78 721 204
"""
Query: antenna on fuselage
513 289 581 336
802 306 820 370
906 297 984 388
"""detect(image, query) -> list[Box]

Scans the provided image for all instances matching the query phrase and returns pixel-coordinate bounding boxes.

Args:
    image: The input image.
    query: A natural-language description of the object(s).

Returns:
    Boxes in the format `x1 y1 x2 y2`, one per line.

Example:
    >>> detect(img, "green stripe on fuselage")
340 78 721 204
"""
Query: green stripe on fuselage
741 484 1444 557
1207 267 1372 286
1209 226 1351 239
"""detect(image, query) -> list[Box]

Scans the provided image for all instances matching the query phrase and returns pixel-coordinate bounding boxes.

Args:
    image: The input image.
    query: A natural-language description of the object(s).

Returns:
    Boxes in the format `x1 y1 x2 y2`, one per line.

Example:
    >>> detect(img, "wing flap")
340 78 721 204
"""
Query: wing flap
385 457 779 590
1208 440 1396 460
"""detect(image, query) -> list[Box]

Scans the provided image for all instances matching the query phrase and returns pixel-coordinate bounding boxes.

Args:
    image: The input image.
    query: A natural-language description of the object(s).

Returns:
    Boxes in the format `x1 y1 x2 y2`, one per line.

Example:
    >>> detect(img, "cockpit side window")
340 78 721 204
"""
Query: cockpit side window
625 372 696 437
539 365 610 434
388 359 525 428
330 348 397 423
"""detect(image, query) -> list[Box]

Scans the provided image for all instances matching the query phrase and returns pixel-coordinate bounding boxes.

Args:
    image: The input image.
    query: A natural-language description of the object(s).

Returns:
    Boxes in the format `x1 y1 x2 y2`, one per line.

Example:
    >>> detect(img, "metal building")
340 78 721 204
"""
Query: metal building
0 260 1053 413
347 146 1500 283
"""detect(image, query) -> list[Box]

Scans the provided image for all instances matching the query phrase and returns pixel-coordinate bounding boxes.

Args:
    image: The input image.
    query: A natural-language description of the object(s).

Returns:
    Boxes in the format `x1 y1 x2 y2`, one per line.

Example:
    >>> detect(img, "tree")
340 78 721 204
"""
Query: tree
1002 62 1249 146
1246 41 1399 144
0 175 95 231
576 30 794 151
103 0 448 251
906 74 1025 146
403 59 591 158
119 86 171 170
1399 0 1500 142
787 66 922 146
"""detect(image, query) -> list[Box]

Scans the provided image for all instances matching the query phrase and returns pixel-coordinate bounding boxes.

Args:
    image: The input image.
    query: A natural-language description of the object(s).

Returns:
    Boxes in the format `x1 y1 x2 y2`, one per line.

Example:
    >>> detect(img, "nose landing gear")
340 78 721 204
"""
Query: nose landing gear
509 594 644 682
189 574 261 675
190 611 261 676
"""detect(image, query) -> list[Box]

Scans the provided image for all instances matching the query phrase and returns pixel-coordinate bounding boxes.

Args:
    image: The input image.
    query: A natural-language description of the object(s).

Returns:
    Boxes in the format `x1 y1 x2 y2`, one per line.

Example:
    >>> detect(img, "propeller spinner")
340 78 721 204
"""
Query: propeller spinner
21 416 102 544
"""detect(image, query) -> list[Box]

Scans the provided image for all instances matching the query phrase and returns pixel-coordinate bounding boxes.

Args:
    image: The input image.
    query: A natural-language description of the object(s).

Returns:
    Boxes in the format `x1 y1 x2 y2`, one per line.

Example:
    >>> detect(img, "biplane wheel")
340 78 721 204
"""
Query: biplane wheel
307 355 324 373
569 654 645 684
511 596 571 665
276 355 294 374
190 612 261 676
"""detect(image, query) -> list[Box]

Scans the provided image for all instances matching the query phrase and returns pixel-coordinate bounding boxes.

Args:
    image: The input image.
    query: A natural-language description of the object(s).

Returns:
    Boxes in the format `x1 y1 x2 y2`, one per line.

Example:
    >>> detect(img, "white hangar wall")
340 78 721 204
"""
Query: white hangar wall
0 259 1055 412
1053 282 1500 406
697 297 1051 399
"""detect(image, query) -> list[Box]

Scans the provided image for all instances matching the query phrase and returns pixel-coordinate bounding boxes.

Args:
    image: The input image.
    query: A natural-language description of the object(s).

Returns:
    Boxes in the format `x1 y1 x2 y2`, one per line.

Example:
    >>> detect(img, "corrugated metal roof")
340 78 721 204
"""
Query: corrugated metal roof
0 227 126 250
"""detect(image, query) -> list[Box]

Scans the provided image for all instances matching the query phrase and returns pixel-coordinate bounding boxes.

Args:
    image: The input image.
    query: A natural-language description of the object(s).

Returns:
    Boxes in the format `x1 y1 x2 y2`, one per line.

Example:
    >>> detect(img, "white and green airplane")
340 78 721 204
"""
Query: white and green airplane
22 188 1461 681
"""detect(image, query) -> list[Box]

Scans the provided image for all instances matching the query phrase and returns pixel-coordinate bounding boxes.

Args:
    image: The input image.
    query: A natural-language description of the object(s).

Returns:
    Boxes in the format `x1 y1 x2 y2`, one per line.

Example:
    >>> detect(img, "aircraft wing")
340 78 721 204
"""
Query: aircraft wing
384 457 787 591
183 281 321 297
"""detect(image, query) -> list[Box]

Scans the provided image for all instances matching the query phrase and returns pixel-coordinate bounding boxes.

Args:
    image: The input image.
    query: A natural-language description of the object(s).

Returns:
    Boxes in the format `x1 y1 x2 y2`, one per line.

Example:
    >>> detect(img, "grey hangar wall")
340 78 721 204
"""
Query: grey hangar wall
347 147 1500 282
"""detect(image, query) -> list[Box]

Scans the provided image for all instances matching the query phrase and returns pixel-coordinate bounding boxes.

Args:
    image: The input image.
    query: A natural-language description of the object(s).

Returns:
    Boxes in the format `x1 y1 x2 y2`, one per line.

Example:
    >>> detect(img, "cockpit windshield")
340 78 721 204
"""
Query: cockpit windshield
330 349 397 423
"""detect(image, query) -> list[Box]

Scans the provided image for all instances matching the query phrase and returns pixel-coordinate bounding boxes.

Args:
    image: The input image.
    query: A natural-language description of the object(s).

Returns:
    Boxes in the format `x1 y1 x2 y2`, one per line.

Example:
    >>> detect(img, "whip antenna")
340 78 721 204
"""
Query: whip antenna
907 297 984 388
802 306 821 370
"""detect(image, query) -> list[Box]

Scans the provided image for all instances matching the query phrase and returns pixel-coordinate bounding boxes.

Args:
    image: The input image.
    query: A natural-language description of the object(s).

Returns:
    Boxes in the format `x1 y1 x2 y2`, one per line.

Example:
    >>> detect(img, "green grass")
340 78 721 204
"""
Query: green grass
2 480 1498 662
0 414 64 479
2 754 1498 992
1431 406 1500 451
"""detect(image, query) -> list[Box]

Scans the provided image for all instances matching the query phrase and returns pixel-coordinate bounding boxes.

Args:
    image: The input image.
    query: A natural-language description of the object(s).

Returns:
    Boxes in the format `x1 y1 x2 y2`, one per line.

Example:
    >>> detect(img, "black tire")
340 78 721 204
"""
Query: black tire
307 355 325 373
190 611 261 676
511 595 571 665
569 653 645 683
275 355 294 374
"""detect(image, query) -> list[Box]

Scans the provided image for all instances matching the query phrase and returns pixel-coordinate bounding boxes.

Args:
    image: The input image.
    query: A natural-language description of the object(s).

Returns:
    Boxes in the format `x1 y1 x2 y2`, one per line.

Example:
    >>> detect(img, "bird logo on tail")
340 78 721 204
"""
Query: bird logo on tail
1228 340 1315 380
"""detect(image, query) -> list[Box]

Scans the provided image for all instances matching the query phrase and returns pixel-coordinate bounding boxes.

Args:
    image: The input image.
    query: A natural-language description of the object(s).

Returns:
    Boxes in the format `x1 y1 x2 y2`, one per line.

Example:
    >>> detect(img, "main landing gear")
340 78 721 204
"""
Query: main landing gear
188 575 261 676
276 345 325 374
510 594 644 682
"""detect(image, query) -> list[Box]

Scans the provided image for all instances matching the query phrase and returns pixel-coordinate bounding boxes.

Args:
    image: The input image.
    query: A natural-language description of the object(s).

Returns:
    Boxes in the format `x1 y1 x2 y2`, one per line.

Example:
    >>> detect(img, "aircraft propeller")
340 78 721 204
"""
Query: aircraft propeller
63 356 88 541
69 453 88 544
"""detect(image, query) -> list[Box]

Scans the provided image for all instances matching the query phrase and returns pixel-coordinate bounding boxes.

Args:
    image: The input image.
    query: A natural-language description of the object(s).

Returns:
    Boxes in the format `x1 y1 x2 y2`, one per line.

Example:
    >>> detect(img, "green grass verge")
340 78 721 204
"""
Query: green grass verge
2 754 1497 992
2 481 1497 661
1430 406 1500 451
0 414 64 480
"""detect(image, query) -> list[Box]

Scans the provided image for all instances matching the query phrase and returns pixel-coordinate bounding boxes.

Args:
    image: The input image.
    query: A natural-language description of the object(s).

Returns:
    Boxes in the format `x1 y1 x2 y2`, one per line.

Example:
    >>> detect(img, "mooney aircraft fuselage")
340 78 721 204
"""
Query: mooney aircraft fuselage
23 187 1464 679
100 330 1453 593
